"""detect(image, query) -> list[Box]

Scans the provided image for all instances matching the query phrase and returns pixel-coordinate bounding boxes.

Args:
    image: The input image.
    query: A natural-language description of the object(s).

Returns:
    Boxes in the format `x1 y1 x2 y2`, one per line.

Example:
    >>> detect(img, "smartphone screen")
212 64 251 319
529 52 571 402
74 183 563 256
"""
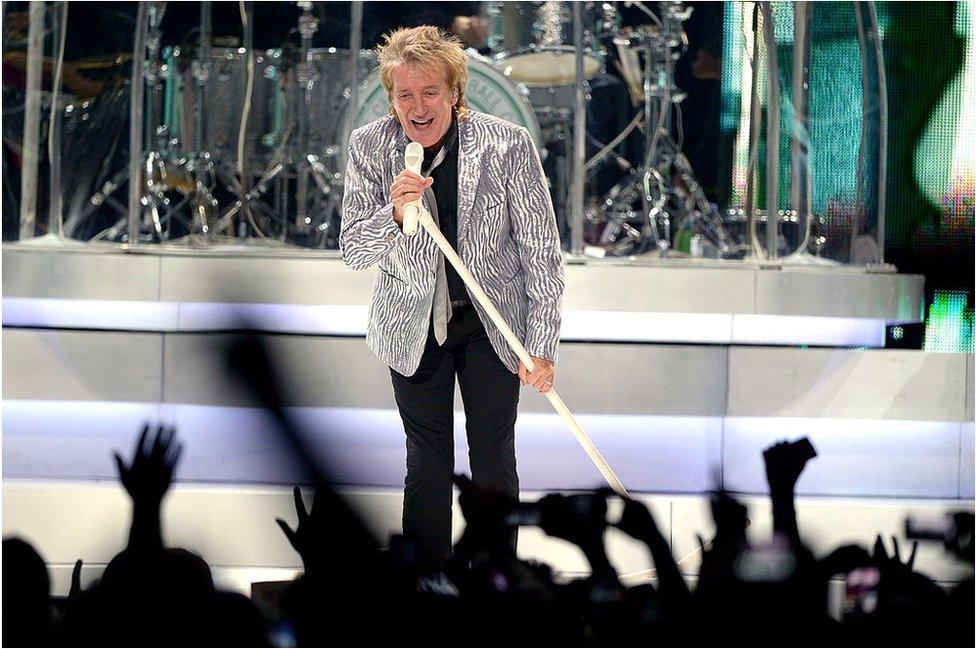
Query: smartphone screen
844 566 880 615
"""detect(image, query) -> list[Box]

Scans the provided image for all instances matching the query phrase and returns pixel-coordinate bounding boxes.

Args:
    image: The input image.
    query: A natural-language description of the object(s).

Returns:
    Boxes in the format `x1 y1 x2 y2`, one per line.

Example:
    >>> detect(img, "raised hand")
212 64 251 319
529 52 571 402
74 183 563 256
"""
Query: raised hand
113 423 183 552
819 544 872 577
68 559 83 601
763 438 817 546
710 490 749 546
873 534 919 571
537 492 608 547
113 423 182 506
454 474 516 528
613 497 689 599
451 474 520 561
276 486 324 577
614 497 662 542
537 492 621 592
763 437 817 494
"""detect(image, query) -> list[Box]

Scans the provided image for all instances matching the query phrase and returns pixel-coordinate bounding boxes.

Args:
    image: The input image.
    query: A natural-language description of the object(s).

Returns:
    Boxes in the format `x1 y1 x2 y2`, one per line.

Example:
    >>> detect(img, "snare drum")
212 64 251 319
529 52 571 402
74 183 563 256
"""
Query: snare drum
288 48 378 160
487 1 614 87
169 47 286 170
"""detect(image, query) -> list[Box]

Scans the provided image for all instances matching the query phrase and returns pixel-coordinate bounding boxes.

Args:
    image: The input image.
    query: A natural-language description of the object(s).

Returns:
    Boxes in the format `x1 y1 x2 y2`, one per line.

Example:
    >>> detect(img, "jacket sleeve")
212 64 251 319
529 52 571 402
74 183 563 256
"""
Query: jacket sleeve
505 127 565 363
339 128 404 270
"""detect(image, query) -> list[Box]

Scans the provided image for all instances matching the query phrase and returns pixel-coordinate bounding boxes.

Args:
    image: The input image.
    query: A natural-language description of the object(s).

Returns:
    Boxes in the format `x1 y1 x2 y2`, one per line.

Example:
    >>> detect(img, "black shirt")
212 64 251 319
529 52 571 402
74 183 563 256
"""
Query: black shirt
422 114 467 304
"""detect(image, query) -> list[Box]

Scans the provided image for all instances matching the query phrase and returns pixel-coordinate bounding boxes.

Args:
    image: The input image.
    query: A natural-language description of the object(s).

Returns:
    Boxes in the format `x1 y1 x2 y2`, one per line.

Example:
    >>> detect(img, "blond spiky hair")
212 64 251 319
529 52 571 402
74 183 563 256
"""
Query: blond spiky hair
377 25 470 123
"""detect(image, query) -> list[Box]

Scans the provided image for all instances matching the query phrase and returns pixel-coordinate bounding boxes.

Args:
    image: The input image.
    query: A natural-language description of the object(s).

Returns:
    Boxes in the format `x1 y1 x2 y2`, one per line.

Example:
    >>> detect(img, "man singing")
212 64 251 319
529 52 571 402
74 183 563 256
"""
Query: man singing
340 26 564 571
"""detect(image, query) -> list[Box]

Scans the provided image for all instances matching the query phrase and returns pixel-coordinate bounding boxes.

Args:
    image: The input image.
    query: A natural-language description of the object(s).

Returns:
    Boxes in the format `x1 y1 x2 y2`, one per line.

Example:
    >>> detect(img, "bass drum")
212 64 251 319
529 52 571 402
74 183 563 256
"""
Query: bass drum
353 51 542 148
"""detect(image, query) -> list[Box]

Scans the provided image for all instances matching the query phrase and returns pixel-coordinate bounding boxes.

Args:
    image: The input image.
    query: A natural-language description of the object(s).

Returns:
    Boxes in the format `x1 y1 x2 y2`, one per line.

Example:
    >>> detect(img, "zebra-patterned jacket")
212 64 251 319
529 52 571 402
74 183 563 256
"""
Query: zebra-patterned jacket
340 111 564 377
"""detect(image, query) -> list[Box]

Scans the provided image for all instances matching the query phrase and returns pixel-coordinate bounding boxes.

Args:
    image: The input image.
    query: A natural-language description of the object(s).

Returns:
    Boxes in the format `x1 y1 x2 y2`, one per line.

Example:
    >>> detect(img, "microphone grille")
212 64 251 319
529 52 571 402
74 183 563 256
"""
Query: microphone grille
405 141 424 160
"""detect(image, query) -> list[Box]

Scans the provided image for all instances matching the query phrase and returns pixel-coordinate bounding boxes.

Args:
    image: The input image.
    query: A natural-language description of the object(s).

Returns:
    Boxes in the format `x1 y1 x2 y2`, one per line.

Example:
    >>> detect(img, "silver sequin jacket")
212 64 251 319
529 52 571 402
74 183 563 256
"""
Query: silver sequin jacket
339 111 564 376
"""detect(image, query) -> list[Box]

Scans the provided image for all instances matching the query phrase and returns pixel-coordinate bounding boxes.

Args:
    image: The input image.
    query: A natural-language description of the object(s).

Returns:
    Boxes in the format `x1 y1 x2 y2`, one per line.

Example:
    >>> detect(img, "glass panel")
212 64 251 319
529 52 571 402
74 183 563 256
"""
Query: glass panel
7 0 963 272
720 1 889 266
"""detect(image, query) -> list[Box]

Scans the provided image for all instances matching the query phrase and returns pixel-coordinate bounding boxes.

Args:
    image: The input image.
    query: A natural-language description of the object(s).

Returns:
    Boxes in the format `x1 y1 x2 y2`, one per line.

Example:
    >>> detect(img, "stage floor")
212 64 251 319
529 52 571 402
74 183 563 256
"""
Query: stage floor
3 240 970 595
3 241 924 346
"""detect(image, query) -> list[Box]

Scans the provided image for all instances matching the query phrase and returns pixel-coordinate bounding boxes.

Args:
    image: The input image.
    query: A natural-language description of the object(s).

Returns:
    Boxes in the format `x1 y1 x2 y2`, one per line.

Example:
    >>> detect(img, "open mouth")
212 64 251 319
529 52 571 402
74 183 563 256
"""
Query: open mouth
410 117 435 130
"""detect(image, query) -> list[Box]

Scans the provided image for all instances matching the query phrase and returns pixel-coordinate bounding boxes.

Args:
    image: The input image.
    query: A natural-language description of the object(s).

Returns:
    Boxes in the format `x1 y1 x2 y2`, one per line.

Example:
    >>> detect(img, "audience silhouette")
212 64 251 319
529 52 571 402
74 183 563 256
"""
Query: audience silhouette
3 336 973 646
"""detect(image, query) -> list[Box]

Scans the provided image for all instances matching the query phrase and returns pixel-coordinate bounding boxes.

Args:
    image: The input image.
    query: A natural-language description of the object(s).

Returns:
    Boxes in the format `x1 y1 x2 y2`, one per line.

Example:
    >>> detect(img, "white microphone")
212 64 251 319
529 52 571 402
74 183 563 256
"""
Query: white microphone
402 141 425 236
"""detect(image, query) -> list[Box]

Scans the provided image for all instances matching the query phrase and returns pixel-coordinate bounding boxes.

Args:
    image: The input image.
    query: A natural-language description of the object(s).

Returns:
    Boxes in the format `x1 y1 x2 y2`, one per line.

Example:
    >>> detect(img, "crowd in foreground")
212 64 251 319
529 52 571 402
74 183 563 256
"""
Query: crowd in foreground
4 339 973 647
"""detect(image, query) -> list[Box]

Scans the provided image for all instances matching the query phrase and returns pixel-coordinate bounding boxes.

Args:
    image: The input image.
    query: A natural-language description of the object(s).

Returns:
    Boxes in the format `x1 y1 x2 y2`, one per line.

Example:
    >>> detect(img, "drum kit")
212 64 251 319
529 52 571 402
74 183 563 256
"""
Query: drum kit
101 0 733 257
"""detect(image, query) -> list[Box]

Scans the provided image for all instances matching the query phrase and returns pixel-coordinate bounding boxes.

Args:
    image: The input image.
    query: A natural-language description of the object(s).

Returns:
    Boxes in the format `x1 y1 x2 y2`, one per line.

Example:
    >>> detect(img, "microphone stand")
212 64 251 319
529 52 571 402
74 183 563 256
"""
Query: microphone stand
411 206 628 496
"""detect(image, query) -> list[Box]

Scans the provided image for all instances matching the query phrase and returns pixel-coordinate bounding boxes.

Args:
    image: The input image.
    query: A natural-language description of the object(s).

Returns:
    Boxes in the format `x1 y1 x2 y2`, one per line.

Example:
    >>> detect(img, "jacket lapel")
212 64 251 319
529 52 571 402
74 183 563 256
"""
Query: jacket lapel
389 126 408 179
456 115 483 247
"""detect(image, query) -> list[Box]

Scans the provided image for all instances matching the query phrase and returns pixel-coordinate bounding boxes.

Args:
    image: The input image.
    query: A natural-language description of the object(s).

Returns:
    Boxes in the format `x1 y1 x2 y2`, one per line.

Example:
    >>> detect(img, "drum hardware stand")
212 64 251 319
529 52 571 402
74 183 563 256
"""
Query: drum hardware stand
178 0 269 244
182 0 221 238
209 1 336 245
147 0 221 243
207 0 282 242
596 1 733 257
87 1 198 243
292 1 316 235
285 0 337 240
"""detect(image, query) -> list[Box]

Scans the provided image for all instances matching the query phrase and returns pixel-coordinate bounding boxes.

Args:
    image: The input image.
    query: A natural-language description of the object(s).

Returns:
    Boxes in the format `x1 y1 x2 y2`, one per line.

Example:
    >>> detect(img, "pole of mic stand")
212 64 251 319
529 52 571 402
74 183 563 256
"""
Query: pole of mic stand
340 1 364 173
790 1 811 254
639 30 664 249
19 0 45 240
196 1 211 157
127 2 149 245
48 1 67 239
867 1 887 264
416 209 629 497
295 3 317 233
744 3 762 258
186 0 214 236
759 1 780 261
569 1 586 257
239 0 255 240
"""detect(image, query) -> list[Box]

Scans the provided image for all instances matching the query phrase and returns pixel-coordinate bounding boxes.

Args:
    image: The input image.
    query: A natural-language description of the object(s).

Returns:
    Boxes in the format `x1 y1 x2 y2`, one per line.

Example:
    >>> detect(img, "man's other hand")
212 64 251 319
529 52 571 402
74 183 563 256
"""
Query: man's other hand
518 356 555 394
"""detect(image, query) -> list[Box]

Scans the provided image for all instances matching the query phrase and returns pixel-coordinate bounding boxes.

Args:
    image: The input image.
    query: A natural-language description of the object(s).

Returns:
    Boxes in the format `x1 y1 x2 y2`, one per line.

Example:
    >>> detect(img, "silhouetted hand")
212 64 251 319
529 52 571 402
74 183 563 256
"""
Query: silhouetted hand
276 486 324 576
453 474 517 531
451 474 520 562
538 493 608 548
114 424 182 506
763 437 817 494
614 497 663 543
68 559 83 600
538 492 621 595
947 512 974 563
873 534 918 571
820 544 873 576
764 438 816 547
710 490 749 547
454 475 515 537
613 498 689 599
114 424 182 552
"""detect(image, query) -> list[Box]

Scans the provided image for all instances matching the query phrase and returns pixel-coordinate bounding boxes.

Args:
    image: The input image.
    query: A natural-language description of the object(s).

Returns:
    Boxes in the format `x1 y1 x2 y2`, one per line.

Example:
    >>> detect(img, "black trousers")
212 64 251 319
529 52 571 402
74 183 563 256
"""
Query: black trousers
390 304 520 570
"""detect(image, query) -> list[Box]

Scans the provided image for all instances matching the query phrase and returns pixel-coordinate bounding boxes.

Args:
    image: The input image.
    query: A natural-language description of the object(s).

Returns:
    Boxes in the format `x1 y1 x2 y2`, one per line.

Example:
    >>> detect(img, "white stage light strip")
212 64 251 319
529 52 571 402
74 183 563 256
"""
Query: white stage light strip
3 399 971 499
177 302 369 335
2 297 179 331
732 314 886 346
561 310 734 343
3 298 889 347
723 416 966 499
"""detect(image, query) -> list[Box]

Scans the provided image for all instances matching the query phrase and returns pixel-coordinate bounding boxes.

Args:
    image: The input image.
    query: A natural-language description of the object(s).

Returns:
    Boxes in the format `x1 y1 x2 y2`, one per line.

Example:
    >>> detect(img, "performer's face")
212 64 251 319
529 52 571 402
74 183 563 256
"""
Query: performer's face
391 63 457 148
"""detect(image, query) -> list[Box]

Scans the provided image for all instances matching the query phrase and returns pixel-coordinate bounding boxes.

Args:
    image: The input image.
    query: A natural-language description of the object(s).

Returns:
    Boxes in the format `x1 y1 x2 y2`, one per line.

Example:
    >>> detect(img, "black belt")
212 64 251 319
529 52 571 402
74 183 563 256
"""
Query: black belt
450 299 471 310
